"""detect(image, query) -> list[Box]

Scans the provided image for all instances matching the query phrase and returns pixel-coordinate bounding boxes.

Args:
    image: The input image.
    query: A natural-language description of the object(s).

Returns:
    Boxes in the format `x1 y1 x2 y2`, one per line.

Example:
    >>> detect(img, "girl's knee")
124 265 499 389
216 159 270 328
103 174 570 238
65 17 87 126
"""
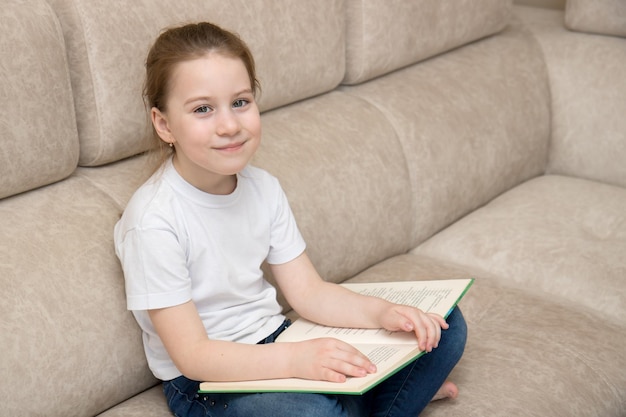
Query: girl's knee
442 307 467 358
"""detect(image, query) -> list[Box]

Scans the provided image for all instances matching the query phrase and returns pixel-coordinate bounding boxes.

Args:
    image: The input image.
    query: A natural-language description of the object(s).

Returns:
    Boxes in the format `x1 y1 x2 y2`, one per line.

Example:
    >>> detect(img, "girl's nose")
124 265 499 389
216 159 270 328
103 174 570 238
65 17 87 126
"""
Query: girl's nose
215 109 240 136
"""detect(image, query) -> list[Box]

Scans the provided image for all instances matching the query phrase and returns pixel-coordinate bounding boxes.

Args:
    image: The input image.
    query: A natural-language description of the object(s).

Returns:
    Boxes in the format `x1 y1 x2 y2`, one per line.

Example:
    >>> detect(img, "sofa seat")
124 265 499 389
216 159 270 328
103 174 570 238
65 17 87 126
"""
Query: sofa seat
97 386 169 417
414 175 626 324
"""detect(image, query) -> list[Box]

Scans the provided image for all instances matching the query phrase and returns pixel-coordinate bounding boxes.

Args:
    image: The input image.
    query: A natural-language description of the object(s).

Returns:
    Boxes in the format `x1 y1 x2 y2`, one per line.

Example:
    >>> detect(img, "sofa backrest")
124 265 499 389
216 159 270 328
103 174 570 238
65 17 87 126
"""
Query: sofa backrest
565 0 626 37
343 0 513 85
1 2 157 416
340 0 551 244
0 0 79 200
257 0 551 284
517 5 626 188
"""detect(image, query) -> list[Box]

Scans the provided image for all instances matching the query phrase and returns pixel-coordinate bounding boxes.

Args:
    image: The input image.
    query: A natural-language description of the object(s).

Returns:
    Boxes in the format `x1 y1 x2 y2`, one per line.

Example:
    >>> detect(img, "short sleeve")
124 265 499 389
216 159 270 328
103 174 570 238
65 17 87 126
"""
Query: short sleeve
116 225 192 311
266 181 306 265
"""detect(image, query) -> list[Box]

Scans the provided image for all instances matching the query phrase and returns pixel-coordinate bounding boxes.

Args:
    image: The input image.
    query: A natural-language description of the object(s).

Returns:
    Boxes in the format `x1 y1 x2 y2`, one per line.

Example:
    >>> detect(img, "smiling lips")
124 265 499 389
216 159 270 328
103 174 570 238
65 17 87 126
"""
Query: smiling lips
214 140 246 152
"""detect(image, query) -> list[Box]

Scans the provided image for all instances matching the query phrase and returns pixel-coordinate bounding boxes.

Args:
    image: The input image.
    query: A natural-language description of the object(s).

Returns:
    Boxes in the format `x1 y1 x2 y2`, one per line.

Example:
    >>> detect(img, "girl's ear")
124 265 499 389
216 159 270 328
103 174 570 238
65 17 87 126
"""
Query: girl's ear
151 107 174 145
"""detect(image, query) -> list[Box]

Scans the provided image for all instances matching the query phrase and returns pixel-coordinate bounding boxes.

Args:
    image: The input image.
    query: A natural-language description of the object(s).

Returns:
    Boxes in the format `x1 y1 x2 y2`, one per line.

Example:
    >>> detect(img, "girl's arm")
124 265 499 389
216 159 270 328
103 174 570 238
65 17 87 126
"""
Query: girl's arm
271 252 448 353
149 301 289 382
148 299 375 383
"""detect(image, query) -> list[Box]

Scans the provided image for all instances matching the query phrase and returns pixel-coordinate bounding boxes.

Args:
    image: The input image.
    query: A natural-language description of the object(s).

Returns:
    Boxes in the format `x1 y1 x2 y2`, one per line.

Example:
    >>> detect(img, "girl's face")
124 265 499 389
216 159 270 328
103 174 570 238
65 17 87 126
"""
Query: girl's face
152 53 261 195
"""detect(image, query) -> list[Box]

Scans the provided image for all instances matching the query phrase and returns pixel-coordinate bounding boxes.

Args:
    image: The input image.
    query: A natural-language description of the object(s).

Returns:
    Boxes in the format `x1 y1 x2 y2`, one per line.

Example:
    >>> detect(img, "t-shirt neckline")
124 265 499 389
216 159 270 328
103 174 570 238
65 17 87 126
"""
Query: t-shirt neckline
163 158 244 208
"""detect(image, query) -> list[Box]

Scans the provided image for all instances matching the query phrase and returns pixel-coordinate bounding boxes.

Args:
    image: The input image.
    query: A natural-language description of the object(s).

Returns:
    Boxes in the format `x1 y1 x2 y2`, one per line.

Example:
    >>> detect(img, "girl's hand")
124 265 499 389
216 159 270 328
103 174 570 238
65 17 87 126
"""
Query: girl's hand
379 305 449 352
287 338 377 383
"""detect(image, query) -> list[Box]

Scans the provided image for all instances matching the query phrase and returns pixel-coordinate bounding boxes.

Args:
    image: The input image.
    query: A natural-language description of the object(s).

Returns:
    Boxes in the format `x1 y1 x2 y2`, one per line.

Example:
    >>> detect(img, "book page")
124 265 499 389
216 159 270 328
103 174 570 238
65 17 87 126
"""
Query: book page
344 279 468 317
277 317 418 344
358 343 419 368
276 279 472 345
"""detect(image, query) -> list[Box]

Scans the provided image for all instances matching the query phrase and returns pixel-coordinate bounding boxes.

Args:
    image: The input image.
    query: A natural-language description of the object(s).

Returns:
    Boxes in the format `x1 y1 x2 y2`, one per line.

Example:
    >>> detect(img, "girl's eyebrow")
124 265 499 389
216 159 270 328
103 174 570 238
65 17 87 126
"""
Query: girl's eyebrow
236 88 253 96
184 96 211 106
184 89 253 106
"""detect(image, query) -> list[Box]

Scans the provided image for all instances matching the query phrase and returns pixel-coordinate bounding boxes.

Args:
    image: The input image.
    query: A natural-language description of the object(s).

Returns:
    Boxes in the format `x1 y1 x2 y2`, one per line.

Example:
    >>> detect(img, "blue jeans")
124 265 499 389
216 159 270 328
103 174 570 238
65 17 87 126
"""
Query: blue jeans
162 308 466 417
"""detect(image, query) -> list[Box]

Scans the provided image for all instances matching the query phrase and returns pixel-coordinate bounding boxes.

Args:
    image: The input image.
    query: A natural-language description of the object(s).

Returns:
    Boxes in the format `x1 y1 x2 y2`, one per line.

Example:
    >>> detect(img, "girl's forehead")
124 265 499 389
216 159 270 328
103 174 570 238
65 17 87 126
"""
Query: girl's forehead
171 53 245 79
167 54 251 98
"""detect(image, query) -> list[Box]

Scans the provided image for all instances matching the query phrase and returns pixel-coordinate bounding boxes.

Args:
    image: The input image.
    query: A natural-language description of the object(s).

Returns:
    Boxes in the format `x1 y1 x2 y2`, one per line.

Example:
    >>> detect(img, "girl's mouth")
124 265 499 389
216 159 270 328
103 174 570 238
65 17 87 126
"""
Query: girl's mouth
215 140 246 152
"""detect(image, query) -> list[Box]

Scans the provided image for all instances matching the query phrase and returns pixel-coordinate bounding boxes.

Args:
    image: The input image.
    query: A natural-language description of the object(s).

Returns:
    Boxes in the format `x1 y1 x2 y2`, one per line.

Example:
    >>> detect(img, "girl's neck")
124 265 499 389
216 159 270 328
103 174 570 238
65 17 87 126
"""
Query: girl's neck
171 155 238 195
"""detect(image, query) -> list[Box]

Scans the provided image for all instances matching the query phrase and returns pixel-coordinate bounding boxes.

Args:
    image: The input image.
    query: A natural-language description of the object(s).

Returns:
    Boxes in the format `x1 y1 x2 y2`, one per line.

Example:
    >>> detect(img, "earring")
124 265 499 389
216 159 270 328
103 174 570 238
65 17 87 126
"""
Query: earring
168 142 173 148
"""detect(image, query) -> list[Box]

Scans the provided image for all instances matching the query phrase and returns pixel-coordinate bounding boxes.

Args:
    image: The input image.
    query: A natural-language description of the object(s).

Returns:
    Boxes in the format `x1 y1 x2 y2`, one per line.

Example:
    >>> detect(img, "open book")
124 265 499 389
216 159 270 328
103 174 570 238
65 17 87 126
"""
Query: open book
199 278 473 395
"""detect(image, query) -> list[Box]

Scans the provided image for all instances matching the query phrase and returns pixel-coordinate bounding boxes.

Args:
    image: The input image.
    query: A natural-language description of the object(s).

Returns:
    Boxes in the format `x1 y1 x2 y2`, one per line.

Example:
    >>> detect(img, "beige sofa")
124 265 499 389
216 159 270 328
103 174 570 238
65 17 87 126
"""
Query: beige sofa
1 0 625 416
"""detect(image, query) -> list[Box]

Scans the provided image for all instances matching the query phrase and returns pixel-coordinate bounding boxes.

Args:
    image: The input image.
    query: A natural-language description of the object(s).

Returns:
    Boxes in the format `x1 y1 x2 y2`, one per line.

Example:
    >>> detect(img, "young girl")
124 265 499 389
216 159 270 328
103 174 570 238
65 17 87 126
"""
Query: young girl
115 22 466 417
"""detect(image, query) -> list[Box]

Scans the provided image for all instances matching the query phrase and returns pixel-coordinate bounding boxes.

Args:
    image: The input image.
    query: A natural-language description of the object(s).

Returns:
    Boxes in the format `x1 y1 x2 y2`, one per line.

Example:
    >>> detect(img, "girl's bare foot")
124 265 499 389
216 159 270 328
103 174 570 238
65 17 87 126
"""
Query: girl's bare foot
431 381 459 401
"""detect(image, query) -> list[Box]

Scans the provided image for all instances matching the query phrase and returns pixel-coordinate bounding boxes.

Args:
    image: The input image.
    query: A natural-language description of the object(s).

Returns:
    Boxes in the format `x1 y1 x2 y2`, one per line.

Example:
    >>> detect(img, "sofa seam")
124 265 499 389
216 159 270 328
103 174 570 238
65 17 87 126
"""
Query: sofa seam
73 1 106 167
512 6 556 177
337 87 417 250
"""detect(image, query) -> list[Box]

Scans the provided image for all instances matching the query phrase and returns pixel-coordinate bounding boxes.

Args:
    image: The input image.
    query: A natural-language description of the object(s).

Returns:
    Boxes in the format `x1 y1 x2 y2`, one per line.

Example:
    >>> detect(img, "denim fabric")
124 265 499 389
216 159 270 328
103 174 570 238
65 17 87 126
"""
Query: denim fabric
367 308 467 416
162 308 466 417
257 319 292 344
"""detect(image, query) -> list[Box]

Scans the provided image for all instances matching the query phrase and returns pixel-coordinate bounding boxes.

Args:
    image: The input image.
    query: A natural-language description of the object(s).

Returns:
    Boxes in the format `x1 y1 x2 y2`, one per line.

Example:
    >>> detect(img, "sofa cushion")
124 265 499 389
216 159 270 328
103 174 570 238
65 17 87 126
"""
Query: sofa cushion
0 0 78 199
565 0 626 37
342 16 550 246
443 284 626 416
96 386 170 417
343 0 513 85
517 6 626 188
0 178 156 416
75 153 155 211
413 175 626 325
47 0 346 166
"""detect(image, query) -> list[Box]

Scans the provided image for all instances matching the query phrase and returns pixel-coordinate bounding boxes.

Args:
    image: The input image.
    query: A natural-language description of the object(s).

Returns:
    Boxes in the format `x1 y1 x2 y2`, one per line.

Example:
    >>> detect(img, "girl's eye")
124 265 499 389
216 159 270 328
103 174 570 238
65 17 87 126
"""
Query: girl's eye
194 105 211 114
233 99 249 108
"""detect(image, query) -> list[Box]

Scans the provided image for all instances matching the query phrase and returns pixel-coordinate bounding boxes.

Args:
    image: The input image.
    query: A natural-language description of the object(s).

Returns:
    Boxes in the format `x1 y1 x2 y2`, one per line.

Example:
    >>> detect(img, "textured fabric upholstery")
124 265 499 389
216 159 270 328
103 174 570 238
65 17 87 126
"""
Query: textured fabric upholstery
0 0 78 199
565 0 626 37
517 6 626 188
0 176 157 416
414 175 626 324
97 386 171 417
343 0 513 84
342 15 550 245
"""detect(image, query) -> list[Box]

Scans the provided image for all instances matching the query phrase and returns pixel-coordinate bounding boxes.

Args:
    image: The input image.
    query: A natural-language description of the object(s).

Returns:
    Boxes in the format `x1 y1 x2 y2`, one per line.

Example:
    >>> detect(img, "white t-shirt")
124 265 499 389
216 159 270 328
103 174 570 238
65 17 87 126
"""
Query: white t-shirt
114 159 306 380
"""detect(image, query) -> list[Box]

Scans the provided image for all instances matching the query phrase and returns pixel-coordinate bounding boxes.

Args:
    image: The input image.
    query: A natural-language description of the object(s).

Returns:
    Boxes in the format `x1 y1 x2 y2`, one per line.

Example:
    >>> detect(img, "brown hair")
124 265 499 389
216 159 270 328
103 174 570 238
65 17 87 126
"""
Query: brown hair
143 22 260 165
